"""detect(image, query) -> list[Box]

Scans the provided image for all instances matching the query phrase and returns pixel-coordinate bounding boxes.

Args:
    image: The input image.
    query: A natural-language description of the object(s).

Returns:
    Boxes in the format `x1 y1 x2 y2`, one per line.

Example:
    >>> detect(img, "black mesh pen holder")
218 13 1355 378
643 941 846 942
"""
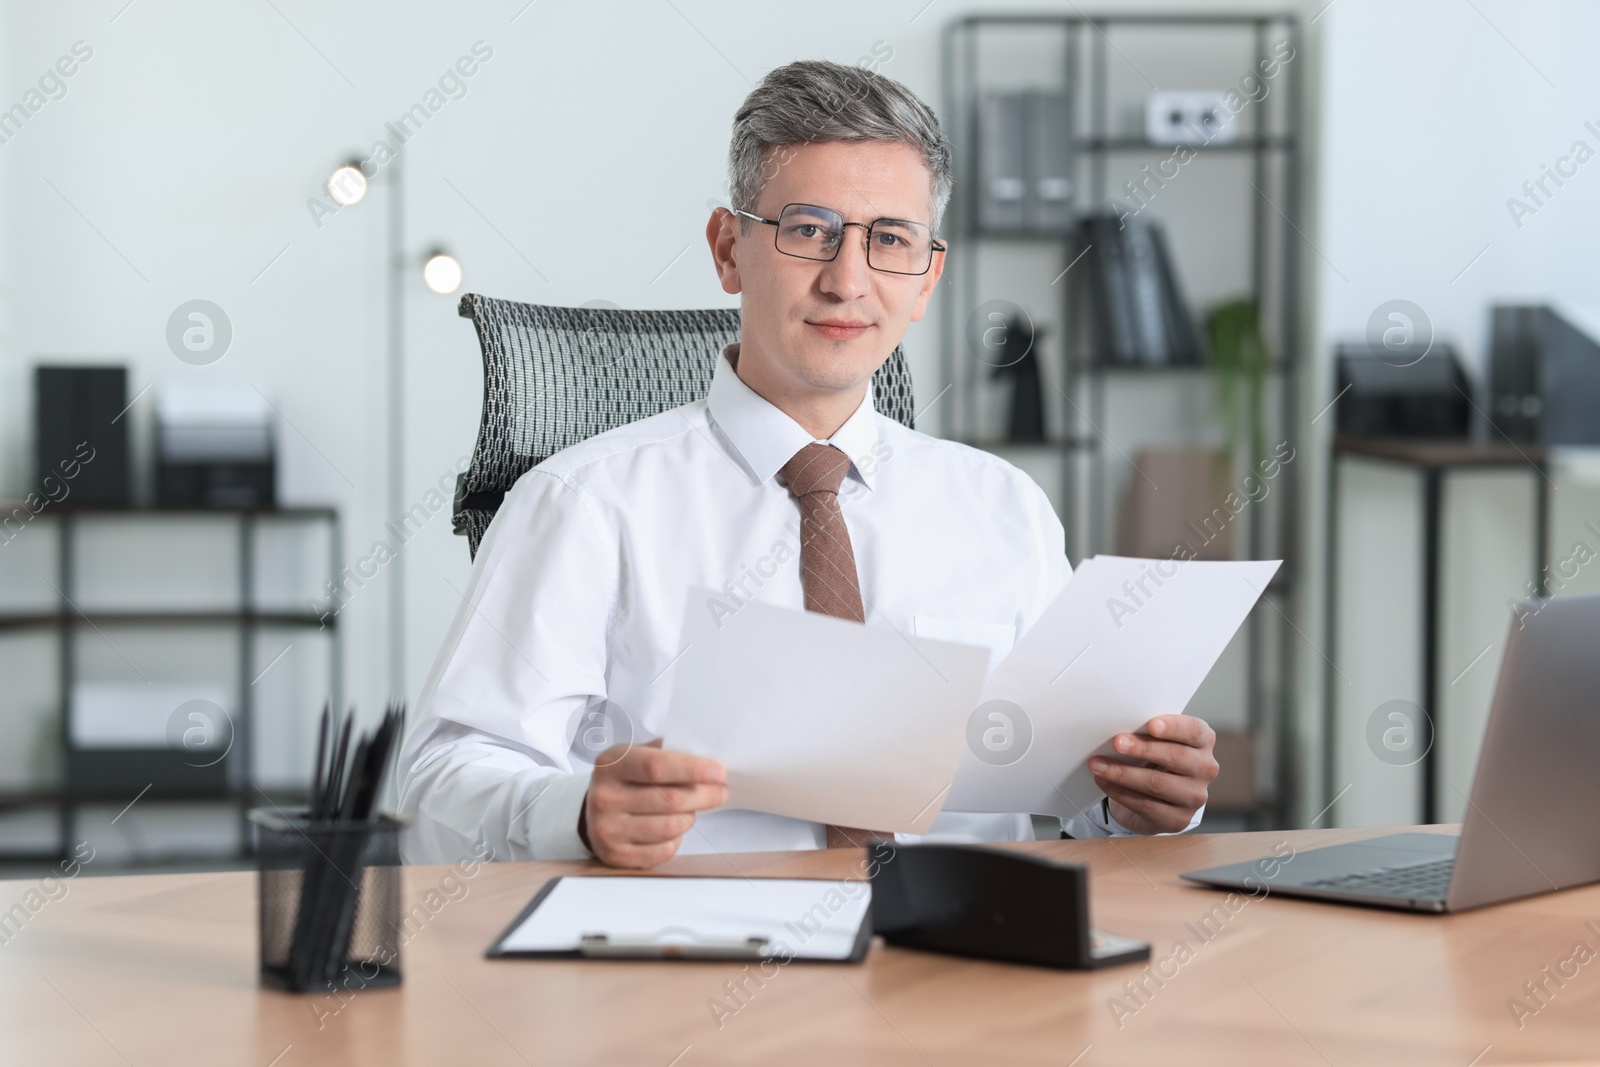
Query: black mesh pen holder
250 810 406 993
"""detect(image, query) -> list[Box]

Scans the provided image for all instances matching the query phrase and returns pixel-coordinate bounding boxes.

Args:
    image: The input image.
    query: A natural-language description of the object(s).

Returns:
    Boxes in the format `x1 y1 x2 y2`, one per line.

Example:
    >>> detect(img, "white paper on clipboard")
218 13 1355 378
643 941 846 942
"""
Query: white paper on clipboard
492 877 869 960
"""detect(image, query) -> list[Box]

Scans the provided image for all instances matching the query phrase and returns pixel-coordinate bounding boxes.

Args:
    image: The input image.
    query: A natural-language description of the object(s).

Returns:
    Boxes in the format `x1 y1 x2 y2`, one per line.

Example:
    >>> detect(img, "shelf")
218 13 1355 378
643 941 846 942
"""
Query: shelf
1079 362 1209 374
1078 135 1296 154
0 610 334 632
0 788 311 810
1074 362 1292 376
0 503 338 519
0 500 343 861
941 10 1304 829
0 786 311 869
963 437 1096 452
968 229 1078 242
0 850 71 867
951 12 1294 28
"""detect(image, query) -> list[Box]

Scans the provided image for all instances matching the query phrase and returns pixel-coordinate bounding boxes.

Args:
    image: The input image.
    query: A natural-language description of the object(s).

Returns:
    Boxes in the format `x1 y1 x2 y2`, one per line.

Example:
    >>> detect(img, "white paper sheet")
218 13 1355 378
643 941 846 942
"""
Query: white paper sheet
660 587 988 833
496 877 869 960
946 555 1281 819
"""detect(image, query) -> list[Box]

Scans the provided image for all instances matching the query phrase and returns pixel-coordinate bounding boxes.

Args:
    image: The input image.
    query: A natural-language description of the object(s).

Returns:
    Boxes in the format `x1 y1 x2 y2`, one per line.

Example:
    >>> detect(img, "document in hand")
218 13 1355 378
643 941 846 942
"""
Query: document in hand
945 555 1280 819
660 587 989 834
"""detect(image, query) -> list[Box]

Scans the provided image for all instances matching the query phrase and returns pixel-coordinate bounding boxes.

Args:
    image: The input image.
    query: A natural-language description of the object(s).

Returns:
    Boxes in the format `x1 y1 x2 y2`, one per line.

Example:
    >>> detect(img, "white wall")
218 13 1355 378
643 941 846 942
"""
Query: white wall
1310 0 1600 825
0 0 1309 799
6 0 1593 831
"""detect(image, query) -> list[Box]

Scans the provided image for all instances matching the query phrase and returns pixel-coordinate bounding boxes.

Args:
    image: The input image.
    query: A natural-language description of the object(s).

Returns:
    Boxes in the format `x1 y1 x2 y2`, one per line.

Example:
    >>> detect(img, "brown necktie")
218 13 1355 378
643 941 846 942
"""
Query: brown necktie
778 442 885 849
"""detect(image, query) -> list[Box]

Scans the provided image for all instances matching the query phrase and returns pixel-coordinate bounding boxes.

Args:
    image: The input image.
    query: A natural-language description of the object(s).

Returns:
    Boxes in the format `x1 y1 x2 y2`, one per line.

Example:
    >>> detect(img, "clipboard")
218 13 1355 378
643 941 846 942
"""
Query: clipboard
486 876 873 963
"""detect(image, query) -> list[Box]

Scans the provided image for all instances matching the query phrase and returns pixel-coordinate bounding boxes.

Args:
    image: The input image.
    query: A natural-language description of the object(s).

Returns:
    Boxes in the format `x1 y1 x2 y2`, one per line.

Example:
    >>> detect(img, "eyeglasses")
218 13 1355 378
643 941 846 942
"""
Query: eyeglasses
732 203 947 276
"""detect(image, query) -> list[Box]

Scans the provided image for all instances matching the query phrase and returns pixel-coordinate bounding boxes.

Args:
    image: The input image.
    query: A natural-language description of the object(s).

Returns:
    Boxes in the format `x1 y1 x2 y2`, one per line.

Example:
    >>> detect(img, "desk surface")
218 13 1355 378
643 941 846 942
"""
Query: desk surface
3 825 1597 1066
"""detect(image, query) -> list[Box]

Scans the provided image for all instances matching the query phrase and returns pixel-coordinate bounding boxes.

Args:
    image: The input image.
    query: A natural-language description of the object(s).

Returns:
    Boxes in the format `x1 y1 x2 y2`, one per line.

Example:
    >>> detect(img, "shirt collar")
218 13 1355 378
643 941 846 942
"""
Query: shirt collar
706 342 880 491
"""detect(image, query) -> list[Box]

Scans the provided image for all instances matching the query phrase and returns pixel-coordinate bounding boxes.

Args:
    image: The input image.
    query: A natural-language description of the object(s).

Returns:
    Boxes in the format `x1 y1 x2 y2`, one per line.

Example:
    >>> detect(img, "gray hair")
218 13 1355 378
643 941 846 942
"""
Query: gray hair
727 59 953 236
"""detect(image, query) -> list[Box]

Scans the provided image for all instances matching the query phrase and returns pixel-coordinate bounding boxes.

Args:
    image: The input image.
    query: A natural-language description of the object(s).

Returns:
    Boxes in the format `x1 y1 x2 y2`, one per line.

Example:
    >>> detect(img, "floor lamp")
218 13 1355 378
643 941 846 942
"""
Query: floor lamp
326 156 463 703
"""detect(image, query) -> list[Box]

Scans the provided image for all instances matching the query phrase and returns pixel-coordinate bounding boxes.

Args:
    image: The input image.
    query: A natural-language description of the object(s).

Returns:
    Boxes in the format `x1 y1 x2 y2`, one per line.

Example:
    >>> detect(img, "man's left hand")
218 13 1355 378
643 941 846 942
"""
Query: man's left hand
1089 714 1219 835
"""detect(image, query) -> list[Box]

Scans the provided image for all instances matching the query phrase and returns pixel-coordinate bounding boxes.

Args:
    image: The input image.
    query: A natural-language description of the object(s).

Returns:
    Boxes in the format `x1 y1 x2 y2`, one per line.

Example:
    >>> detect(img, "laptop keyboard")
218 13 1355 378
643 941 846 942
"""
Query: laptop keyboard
1303 857 1455 899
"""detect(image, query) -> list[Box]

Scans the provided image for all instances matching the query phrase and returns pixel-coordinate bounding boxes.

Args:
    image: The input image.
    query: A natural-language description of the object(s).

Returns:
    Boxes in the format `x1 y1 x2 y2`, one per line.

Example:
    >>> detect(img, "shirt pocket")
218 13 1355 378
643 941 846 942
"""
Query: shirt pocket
911 615 1017 675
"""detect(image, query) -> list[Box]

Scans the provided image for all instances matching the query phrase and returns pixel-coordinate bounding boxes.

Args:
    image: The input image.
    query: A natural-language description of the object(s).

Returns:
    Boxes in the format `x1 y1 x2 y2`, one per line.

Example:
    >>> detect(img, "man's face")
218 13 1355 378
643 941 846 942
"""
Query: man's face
706 140 945 397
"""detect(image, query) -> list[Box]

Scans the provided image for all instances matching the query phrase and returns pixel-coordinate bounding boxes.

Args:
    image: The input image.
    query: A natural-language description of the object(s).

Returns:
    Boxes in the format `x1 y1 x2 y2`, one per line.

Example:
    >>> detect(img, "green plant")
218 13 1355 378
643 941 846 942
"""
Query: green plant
1206 298 1273 474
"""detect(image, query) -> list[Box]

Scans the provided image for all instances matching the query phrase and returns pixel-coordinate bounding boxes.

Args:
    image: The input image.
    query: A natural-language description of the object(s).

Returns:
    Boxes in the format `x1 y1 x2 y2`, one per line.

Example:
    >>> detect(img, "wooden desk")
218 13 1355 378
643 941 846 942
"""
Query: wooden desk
3 826 1598 1066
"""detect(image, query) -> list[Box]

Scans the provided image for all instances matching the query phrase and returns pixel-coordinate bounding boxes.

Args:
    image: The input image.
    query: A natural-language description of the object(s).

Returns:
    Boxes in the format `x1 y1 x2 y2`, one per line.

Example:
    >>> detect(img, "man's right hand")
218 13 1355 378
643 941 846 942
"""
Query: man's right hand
579 740 728 869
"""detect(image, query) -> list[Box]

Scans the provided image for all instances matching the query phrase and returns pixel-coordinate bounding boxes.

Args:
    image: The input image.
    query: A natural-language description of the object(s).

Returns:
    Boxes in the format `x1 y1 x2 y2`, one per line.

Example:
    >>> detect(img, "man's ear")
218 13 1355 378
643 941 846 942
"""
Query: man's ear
907 241 947 323
705 207 743 295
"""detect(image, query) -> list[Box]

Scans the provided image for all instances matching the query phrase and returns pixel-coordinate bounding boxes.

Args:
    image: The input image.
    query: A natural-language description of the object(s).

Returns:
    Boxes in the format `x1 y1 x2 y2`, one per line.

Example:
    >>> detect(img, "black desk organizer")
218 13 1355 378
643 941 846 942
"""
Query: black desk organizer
868 841 1150 969
252 810 404 992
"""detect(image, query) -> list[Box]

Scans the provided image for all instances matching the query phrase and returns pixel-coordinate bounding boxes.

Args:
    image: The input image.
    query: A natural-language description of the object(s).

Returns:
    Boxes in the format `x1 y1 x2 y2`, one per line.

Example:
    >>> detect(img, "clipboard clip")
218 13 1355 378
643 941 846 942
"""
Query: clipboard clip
579 928 771 960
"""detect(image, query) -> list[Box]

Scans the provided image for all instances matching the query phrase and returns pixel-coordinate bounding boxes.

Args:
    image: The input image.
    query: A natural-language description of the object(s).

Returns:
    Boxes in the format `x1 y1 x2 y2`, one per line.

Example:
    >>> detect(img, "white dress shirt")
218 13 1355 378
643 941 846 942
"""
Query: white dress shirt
398 343 1198 865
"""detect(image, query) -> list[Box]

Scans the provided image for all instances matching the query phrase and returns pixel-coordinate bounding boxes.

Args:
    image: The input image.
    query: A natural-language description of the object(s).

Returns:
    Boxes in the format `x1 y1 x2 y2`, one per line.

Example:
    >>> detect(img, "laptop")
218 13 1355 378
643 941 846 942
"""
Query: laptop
1182 593 1600 913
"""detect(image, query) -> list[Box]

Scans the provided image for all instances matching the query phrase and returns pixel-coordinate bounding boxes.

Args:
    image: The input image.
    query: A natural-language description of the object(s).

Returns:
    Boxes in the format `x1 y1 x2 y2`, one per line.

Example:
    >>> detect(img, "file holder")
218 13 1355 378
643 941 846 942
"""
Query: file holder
868 841 1150 969
251 810 405 992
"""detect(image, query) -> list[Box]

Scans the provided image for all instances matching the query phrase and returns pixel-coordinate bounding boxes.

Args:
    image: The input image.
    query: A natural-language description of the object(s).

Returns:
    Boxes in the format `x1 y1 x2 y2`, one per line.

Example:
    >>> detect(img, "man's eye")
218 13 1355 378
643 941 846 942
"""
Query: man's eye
875 232 905 247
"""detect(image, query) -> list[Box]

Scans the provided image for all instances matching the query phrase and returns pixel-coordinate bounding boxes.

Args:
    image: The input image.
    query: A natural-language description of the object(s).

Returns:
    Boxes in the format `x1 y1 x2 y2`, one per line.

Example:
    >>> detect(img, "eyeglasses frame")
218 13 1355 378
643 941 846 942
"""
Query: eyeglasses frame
730 203 947 277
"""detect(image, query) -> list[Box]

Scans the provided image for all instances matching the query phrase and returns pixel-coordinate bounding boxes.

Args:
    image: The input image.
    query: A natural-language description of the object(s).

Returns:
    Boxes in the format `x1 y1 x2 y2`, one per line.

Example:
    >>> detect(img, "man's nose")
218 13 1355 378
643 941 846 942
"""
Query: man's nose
816 227 874 301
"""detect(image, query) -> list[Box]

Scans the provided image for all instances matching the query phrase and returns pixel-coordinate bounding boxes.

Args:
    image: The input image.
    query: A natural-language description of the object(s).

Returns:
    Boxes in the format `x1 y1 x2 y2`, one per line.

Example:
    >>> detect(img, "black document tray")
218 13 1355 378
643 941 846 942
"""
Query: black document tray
868 842 1149 969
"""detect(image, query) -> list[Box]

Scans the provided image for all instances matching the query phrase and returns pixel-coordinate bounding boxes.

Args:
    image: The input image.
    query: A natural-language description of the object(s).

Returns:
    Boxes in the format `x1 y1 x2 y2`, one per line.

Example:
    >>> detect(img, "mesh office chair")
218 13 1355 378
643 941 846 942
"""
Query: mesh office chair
451 294 919 558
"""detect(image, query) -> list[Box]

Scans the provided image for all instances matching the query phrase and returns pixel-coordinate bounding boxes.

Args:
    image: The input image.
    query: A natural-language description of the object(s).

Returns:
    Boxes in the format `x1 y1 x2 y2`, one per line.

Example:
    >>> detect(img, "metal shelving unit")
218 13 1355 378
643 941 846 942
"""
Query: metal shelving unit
0 505 341 862
939 12 1303 824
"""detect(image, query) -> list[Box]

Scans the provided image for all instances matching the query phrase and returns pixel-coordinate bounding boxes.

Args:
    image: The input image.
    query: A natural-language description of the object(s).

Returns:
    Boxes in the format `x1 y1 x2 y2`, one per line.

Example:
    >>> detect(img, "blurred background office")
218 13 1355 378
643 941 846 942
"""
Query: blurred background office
1 0 1597 874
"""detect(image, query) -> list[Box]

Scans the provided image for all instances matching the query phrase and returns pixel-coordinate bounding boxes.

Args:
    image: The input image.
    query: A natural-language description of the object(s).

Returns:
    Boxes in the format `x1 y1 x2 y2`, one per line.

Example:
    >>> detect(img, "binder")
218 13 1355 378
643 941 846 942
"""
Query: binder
1027 90 1075 232
486 876 873 962
34 365 129 506
977 90 1075 234
1079 214 1202 366
978 92 1027 232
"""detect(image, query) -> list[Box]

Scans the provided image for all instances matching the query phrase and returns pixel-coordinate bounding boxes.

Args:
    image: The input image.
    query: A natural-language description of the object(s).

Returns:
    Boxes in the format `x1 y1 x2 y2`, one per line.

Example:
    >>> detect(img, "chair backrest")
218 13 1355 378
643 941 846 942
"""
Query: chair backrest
453 295 918 558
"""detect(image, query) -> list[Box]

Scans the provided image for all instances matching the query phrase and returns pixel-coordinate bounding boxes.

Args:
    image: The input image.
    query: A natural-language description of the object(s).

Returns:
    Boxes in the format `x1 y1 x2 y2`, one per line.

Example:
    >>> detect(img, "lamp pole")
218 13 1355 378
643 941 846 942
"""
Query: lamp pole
386 155 406 704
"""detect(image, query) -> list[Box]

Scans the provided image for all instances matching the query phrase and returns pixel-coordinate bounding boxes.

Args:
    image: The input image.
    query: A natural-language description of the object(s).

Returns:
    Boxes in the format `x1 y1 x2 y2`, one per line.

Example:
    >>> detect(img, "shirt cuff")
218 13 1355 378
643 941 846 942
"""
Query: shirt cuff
1062 798 1207 839
526 771 594 859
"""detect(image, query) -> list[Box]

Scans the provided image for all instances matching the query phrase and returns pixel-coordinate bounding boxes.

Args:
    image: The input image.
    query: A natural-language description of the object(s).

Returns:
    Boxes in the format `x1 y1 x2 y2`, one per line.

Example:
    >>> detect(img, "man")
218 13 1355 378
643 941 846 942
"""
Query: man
397 60 1218 869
